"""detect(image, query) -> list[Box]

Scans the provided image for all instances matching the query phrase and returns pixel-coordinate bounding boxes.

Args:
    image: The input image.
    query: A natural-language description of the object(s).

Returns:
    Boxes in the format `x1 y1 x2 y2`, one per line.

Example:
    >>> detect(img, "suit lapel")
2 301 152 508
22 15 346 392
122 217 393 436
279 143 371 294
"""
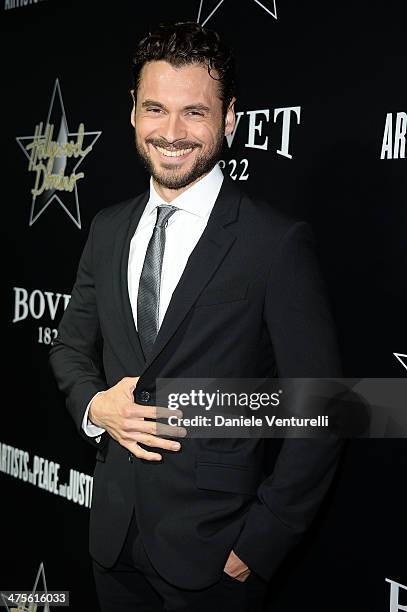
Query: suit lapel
112 189 149 366
142 178 242 372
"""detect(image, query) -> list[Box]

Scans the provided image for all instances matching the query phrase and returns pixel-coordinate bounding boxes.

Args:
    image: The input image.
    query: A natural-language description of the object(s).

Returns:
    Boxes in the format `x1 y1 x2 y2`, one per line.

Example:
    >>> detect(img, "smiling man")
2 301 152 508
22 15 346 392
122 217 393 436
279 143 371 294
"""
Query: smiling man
50 21 343 612
133 61 227 191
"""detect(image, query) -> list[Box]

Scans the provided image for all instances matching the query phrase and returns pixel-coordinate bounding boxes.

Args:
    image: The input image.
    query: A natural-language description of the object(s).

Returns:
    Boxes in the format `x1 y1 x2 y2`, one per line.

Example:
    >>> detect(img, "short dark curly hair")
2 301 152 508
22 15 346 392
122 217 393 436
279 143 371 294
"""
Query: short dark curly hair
132 22 237 117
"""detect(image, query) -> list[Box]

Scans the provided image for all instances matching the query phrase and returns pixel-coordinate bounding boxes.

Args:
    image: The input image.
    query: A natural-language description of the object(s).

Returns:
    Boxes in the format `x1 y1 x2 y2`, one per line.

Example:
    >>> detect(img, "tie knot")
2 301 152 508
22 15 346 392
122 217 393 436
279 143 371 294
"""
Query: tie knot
155 205 177 228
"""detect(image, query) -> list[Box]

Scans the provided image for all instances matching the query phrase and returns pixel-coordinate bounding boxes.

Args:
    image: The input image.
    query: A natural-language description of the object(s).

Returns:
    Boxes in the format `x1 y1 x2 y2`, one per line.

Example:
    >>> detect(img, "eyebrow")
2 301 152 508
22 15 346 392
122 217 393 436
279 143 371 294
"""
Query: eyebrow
141 100 211 113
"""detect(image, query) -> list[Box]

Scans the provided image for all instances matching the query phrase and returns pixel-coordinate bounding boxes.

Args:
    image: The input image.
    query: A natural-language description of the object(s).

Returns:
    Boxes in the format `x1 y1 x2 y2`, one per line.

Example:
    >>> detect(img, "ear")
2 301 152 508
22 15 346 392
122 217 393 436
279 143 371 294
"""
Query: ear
224 97 236 137
130 89 136 128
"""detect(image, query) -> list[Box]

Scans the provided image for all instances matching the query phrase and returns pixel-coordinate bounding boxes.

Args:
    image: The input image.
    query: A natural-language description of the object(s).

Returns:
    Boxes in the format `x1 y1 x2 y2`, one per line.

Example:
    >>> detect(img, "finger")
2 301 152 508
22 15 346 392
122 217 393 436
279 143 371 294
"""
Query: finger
123 377 141 398
133 433 182 451
157 406 184 420
156 422 187 438
128 420 187 438
131 404 183 420
132 444 162 462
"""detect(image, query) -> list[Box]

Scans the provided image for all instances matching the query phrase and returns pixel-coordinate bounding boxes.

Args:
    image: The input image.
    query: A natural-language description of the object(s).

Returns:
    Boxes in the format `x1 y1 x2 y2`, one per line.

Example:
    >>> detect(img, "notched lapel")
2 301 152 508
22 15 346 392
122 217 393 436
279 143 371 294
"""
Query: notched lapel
112 191 149 367
143 178 242 371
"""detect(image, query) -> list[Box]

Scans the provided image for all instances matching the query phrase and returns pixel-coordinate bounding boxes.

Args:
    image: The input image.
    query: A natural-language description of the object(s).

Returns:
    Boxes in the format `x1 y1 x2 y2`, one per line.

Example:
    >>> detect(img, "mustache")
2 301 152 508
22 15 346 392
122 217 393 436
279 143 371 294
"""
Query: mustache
146 138 201 151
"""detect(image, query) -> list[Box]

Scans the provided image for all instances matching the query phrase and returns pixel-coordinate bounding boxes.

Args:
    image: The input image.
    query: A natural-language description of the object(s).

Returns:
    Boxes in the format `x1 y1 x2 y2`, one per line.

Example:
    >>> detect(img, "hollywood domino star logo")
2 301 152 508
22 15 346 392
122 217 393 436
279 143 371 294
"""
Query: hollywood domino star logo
393 353 407 372
16 79 101 229
197 0 277 26
1 562 51 611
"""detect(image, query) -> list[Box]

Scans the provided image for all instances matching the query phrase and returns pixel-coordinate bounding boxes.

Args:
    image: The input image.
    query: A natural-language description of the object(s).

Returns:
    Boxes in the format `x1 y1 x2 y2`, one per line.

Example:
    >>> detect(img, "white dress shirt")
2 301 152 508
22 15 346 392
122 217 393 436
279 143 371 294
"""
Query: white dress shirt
82 164 224 438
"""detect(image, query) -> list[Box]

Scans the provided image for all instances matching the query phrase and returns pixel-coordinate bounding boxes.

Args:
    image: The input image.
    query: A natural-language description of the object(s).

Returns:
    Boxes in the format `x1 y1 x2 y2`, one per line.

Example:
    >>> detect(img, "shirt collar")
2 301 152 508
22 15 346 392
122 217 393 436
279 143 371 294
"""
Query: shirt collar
146 164 224 219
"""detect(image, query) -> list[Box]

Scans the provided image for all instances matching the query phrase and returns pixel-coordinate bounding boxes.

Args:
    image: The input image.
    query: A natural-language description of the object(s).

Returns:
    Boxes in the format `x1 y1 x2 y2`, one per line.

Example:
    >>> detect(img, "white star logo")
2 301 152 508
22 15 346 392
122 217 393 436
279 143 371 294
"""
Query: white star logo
1 562 51 611
197 0 277 26
394 353 407 372
16 79 102 229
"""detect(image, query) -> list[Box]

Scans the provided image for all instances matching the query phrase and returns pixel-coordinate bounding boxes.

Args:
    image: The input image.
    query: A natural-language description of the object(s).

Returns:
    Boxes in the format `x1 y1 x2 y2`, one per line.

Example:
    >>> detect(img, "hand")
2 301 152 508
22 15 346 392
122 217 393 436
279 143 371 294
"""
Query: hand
223 550 251 582
89 376 186 461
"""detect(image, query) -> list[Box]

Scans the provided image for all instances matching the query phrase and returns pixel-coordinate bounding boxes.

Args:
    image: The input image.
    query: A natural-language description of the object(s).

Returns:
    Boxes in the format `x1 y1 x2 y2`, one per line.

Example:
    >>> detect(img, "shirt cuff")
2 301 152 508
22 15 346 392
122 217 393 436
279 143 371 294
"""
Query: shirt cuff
82 392 106 439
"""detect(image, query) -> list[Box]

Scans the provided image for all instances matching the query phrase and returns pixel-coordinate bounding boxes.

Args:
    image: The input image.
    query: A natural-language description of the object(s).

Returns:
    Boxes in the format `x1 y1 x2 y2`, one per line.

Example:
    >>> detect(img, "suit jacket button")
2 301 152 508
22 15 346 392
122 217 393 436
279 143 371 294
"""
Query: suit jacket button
128 453 133 463
139 390 150 402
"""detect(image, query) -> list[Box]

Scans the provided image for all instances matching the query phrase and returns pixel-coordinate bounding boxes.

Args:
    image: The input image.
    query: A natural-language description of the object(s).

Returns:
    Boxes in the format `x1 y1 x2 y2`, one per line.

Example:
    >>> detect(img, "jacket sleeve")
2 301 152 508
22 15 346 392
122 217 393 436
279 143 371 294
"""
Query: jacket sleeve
233 221 344 581
49 212 109 450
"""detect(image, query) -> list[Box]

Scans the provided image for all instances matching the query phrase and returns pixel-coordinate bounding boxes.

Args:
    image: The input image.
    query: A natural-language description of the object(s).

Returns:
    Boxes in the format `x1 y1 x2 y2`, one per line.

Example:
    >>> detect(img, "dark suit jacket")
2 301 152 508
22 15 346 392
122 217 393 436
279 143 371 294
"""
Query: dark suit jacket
49 176 343 589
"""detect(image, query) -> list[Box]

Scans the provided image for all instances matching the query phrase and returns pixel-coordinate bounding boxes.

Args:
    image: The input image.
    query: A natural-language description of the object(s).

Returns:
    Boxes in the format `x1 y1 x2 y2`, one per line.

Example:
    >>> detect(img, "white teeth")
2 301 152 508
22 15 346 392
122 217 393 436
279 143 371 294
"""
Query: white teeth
155 146 193 157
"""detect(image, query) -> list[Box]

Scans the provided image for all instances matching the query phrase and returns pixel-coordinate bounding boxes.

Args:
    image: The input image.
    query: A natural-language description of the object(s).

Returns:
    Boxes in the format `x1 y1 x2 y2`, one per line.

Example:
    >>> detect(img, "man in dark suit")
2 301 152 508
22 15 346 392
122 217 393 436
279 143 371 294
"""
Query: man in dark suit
49 21 343 612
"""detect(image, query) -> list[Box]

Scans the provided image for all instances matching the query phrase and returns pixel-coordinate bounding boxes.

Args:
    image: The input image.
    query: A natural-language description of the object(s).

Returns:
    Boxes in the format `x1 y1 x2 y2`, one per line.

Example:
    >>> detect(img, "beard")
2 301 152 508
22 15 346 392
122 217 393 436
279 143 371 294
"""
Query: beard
135 122 225 190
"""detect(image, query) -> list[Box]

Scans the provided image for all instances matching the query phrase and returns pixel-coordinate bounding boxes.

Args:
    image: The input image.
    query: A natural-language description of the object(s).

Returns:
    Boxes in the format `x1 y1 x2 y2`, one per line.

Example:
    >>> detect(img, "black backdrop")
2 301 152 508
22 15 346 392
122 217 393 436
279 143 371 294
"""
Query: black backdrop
1 1 406 610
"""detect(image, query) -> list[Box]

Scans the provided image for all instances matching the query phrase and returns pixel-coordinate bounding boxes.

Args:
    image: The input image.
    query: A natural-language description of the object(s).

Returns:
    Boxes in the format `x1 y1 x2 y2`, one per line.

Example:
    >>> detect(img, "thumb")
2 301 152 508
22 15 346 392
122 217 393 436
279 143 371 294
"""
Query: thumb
127 376 140 397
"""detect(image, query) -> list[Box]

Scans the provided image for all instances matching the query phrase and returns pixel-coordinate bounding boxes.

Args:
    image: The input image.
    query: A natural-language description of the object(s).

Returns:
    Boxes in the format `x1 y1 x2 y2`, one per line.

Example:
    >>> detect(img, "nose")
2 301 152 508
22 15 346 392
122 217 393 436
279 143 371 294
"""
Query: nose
160 112 187 144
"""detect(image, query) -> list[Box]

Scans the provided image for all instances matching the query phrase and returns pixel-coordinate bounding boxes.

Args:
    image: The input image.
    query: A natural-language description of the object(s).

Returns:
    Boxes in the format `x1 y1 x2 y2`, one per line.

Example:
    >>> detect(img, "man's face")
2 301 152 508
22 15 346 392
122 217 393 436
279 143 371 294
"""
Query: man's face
131 60 235 190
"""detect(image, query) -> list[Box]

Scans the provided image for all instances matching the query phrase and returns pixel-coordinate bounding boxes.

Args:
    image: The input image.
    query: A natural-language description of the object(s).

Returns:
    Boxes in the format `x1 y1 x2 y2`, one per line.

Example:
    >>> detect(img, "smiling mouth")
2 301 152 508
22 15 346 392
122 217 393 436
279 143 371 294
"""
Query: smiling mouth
153 145 194 159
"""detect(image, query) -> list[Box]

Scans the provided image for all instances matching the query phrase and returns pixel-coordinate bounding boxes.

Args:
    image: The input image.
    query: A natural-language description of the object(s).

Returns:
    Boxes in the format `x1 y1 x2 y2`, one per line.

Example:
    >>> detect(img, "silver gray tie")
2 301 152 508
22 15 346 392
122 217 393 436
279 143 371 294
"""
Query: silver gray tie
137 204 177 359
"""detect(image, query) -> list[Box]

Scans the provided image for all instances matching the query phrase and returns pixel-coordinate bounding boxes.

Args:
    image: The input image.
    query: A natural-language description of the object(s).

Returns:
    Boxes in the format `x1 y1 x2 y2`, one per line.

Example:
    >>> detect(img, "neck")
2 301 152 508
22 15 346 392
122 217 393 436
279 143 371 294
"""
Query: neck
152 171 210 203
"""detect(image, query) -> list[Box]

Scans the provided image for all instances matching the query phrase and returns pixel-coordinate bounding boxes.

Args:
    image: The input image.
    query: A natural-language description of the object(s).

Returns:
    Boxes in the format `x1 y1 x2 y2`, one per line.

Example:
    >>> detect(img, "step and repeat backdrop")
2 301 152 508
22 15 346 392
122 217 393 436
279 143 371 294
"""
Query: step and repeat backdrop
1 1 406 610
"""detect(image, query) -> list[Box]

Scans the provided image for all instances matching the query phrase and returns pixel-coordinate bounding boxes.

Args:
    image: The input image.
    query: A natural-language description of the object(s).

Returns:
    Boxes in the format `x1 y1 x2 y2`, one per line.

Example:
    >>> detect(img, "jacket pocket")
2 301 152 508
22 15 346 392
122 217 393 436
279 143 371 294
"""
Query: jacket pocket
195 460 259 496
194 283 248 307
